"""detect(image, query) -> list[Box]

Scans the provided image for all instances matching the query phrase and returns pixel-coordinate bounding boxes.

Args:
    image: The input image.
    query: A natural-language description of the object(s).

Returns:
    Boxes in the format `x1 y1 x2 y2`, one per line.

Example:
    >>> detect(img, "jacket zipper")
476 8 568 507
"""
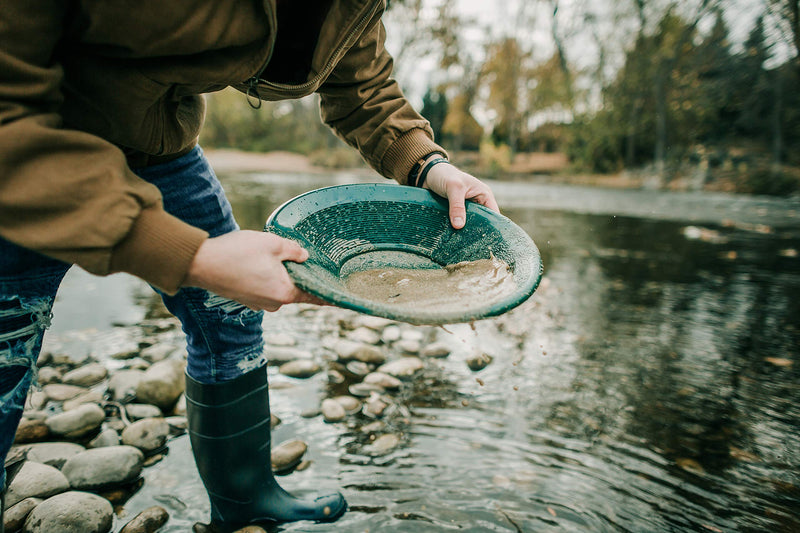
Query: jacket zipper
245 0 278 108
245 0 381 104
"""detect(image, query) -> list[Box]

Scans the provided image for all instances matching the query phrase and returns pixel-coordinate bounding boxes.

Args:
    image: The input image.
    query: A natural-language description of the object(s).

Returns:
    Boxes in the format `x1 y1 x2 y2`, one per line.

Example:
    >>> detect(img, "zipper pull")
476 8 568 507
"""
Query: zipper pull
246 77 262 109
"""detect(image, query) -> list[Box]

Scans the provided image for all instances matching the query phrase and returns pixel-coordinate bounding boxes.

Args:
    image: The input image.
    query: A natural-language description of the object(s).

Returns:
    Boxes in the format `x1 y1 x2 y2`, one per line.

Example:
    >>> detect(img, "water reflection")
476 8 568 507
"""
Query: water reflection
110 173 800 532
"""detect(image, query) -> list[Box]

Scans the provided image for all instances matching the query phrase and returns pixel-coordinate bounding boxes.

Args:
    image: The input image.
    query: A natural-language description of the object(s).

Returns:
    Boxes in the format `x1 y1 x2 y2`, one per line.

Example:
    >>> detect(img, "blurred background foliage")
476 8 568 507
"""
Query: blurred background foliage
201 0 800 195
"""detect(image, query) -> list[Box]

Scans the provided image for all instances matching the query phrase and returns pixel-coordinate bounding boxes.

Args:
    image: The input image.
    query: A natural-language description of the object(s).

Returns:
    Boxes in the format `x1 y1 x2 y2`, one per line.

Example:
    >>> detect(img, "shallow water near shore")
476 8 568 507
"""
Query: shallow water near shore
46 173 800 532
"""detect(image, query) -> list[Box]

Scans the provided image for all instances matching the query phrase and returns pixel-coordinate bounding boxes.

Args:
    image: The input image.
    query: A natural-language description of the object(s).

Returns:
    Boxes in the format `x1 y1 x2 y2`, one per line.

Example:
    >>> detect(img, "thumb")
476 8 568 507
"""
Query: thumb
449 197 466 229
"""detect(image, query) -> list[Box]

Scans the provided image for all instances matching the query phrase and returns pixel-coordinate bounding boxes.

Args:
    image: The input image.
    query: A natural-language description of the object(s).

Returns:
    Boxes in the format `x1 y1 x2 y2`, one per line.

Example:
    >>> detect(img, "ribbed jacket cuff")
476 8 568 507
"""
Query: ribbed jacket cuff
109 206 208 294
381 129 448 185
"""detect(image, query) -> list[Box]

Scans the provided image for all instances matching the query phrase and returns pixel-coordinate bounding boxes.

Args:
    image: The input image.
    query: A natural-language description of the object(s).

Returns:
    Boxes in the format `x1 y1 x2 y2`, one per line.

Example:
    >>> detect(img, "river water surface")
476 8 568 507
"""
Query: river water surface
45 172 800 532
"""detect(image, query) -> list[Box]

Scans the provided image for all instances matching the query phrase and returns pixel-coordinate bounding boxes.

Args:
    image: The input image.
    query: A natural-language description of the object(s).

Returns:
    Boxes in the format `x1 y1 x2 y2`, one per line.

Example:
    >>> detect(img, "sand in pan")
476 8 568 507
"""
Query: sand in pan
343 256 516 314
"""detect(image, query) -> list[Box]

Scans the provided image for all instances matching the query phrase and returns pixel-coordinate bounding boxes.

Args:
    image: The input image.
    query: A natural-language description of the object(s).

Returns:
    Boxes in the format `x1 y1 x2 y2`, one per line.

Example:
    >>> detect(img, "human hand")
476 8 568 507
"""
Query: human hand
183 230 325 311
420 157 500 229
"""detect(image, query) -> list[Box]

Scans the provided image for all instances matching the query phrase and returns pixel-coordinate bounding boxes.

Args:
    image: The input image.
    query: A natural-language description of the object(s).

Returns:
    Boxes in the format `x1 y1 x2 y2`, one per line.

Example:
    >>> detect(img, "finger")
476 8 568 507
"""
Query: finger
472 190 500 213
278 238 310 263
295 289 331 306
448 194 467 229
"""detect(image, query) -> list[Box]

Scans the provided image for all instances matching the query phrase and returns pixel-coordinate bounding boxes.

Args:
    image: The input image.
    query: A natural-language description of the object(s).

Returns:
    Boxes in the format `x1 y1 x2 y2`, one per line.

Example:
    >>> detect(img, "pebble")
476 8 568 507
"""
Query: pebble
88 429 120 449
380 325 402 343
348 383 385 397
27 391 48 411
466 353 494 371
4 497 41 532
121 418 170 454
62 390 105 411
45 403 105 439
6 462 70 508
321 399 346 423
364 395 390 418
61 446 144 491
14 418 49 444
332 396 362 414
360 420 386 433
266 347 313 365
278 359 321 379
265 333 297 347
346 327 381 345
135 359 186 411
353 315 395 330
400 329 425 342
377 357 424 378
107 370 146 401
421 342 451 358
126 404 163 421
345 361 371 376
363 372 402 390
334 339 386 365
22 442 85 469
271 440 307 473
42 384 87 402
23 491 113 533
363 433 401 456
119 505 169 533
61 363 108 387
139 343 178 363
394 339 421 354
36 367 61 385
326 369 345 384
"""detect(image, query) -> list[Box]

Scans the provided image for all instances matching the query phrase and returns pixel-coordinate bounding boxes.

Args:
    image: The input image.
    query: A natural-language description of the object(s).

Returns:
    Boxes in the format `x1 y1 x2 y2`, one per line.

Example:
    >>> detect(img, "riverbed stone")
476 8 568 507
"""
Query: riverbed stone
23 491 113 533
364 395 390 417
321 399 346 422
135 359 186 410
363 433 401 456
121 418 170 454
37 367 61 385
139 343 178 363
42 384 87 402
271 440 307 473
363 372 402 390
334 339 386 364
4 497 41 533
126 403 163 421
353 315 395 330
88 429 120 449
14 418 49 444
266 347 313 365
62 389 104 411
279 359 320 379
118 505 169 533
380 325 402 343
107 369 146 401
27 391 48 411
265 333 297 347
61 363 108 387
61 446 144 490
466 353 494 371
348 383 385 397
332 395 362 414
377 357 424 378
421 342 452 358
6 462 70 507
45 403 105 439
345 361 371 376
23 442 85 469
347 327 381 345
395 339 421 354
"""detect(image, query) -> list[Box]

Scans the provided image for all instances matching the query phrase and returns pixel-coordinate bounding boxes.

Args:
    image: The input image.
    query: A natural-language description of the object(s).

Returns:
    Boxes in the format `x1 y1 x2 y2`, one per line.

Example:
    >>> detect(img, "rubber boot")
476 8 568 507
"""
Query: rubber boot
2 449 27 533
185 366 346 531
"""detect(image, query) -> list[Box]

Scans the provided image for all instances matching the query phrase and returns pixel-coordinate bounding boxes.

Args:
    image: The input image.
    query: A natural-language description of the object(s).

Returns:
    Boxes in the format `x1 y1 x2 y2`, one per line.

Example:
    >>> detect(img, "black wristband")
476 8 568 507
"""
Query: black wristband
408 151 446 186
415 157 449 188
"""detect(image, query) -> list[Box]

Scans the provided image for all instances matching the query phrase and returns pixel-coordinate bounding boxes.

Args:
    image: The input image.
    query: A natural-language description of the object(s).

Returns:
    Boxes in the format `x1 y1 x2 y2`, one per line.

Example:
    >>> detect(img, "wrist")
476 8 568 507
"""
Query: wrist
408 151 447 187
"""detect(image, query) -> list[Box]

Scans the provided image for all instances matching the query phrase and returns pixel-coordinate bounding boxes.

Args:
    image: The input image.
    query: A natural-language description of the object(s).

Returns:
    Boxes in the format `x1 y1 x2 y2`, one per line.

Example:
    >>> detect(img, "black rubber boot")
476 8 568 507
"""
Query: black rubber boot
185 366 346 531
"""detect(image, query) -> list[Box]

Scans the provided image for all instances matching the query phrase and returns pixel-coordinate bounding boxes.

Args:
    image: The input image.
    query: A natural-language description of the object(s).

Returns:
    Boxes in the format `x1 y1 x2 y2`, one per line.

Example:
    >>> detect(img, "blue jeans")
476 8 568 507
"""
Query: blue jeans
0 145 266 486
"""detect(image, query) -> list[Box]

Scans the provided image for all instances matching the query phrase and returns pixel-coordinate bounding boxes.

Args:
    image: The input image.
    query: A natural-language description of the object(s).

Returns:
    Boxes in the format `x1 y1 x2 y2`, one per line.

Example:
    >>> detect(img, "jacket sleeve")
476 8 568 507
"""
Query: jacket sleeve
0 2 207 293
317 7 446 185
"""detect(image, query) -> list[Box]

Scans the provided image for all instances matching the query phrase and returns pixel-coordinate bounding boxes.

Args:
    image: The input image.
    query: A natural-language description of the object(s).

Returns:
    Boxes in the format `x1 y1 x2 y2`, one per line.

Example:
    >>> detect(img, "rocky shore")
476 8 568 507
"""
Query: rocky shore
7 302 496 533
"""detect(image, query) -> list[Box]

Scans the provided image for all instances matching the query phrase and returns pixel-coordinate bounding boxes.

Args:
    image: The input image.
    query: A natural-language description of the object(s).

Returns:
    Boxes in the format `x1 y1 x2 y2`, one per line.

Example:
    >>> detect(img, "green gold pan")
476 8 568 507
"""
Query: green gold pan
264 183 542 325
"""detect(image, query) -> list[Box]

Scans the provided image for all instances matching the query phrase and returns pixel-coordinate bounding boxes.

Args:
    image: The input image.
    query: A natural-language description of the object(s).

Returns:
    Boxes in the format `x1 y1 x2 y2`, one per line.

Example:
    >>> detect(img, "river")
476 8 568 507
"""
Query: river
45 172 800 532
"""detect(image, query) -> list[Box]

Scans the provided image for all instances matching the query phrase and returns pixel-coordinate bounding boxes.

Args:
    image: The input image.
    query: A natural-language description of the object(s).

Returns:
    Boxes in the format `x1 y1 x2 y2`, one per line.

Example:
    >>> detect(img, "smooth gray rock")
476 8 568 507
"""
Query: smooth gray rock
377 357 424 378
126 403 163 421
265 347 313 365
348 383 385 397
421 342 452 358
87 429 120 449
121 418 170 453
62 389 104 411
346 327 381 345
119 505 169 533
36 367 61 386
107 370 146 401
363 434 401 456
23 491 113 533
332 396 362 414
334 339 386 365
61 446 143 491
135 359 185 410
42 384 86 402
395 339 421 354
139 343 178 363
23 442 85 469
45 403 105 439
4 497 42 533
278 359 320 379
321 399 346 423
380 325 402 343
363 372 402 390
6 462 70 508
264 333 296 347
466 353 493 371
61 363 108 387
271 440 307 473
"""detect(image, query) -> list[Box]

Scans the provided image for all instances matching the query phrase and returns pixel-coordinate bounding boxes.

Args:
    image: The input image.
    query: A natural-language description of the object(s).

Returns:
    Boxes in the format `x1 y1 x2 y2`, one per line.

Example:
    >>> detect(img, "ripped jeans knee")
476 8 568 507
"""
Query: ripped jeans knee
158 287 266 384
0 295 54 486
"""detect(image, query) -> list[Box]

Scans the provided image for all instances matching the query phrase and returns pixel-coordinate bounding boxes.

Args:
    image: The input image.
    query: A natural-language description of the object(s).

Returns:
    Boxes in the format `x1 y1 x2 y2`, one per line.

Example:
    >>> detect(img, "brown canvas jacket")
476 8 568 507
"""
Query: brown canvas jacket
0 0 443 293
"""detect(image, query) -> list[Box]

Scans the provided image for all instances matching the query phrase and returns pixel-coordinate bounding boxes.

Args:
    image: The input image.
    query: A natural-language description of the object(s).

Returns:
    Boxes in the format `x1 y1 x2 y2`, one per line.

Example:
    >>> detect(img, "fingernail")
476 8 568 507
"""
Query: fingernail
454 217 464 227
